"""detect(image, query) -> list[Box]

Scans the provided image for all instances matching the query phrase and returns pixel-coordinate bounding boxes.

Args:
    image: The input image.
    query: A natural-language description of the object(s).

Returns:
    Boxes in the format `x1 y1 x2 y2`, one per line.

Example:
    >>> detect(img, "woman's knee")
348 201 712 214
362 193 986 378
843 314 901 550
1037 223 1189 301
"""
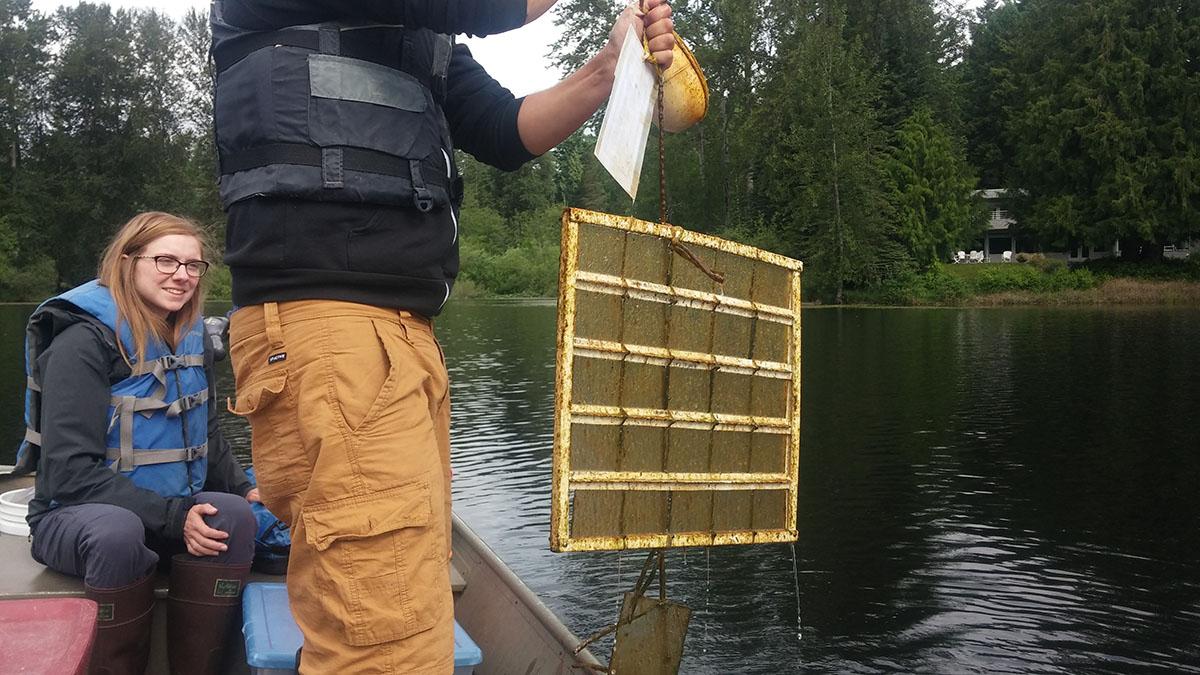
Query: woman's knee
195 492 256 562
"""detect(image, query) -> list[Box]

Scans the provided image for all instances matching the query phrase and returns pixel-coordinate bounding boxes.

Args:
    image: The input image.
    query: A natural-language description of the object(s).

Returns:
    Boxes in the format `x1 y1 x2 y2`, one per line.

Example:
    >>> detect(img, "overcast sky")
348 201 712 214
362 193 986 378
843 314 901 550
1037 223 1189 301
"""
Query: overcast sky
30 1 985 98
29 0 566 97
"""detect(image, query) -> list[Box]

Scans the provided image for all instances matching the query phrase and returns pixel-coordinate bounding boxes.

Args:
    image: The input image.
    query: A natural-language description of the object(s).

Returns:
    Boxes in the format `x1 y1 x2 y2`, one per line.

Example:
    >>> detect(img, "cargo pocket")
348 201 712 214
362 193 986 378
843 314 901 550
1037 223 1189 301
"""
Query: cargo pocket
229 374 308 498
303 480 444 646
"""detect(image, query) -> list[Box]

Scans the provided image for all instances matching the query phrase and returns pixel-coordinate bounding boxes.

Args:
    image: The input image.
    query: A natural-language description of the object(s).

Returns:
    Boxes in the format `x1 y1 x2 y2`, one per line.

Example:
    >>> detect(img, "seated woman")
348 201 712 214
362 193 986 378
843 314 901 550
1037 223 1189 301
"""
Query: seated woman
15 212 258 675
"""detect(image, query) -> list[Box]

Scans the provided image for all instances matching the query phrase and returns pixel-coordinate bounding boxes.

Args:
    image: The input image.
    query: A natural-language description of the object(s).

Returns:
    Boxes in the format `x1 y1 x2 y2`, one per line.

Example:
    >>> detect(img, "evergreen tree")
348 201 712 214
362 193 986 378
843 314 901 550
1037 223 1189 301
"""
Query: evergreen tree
0 0 48 186
843 0 965 130
960 0 1024 189
1006 0 1200 252
176 8 223 232
0 0 52 299
25 5 202 286
886 107 984 267
549 0 623 76
682 0 768 232
757 1 892 303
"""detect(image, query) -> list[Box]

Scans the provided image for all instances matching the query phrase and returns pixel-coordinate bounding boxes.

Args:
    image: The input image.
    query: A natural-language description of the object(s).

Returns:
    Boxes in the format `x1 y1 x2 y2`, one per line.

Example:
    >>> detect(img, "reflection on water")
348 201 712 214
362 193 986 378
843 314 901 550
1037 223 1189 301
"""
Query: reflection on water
2 302 1198 673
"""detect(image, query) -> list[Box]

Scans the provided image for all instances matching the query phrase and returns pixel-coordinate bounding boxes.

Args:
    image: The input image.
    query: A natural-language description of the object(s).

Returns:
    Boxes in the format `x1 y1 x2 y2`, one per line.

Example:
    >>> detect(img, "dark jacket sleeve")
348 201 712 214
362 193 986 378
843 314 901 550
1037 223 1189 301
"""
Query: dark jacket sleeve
33 323 195 539
444 43 537 171
200 341 253 497
223 0 527 37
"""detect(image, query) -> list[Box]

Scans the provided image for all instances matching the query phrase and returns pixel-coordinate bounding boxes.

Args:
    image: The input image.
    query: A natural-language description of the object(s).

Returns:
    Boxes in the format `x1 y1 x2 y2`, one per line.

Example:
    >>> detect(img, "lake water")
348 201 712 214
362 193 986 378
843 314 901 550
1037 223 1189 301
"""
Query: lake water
2 301 1199 673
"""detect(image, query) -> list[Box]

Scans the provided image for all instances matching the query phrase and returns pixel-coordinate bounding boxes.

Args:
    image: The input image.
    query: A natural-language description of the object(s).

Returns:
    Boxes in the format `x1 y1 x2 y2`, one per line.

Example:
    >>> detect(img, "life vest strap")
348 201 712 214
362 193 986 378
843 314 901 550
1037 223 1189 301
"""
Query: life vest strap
130 354 205 387
220 143 438 181
110 395 169 413
212 24 407 75
106 443 209 472
166 389 209 417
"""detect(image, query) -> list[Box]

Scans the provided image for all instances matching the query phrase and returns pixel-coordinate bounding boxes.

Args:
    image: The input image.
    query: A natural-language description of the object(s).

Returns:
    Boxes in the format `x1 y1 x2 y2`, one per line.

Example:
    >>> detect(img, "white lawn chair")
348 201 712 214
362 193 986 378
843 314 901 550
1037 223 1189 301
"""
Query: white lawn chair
1002 250 1013 263
953 251 967 264
969 250 985 264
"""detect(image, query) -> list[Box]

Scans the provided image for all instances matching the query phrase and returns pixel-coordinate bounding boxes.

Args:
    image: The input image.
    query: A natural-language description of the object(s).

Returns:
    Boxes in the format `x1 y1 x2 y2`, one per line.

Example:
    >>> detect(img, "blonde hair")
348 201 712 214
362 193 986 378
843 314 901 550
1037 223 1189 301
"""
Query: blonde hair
97 212 209 366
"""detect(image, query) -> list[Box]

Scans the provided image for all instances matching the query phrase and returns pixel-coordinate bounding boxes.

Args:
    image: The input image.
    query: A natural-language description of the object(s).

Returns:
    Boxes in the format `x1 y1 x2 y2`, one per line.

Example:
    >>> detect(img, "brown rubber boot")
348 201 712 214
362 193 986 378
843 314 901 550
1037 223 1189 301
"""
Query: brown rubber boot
84 573 155 675
166 555 252 675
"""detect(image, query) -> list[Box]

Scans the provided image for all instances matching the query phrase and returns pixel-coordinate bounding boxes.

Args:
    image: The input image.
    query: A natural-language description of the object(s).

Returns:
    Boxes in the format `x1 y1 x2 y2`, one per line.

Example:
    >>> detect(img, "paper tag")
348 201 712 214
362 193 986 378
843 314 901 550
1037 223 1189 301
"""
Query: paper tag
594 27 657 199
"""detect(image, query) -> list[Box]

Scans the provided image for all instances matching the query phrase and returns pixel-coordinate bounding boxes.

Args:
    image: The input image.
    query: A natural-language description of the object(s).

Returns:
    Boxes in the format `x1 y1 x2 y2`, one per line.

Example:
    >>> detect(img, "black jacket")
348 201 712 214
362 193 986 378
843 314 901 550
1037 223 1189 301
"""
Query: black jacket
27 320 252 539
220 0 537 315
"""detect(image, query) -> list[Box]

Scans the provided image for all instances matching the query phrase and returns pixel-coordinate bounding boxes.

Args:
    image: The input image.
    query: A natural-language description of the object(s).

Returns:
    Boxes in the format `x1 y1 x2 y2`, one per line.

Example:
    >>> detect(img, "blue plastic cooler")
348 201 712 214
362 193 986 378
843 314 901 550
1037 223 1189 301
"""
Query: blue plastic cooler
242 582 483 674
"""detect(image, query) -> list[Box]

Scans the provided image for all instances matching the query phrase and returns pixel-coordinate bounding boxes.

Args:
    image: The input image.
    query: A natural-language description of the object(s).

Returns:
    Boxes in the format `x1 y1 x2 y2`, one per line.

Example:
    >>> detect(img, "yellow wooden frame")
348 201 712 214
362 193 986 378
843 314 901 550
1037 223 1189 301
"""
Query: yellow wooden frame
551 208 803 552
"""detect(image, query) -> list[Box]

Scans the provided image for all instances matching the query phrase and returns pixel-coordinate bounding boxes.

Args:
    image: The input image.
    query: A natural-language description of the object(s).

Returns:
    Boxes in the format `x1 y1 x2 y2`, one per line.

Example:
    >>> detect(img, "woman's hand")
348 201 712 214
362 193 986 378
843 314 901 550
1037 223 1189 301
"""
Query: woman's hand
245 488 261 503
183 503 229 557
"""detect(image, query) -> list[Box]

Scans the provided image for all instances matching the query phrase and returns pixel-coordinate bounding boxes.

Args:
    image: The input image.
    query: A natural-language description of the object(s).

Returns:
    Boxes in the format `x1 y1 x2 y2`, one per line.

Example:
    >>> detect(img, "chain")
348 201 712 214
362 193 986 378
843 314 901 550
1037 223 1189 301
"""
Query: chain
657 63 668 228
642 4 725 286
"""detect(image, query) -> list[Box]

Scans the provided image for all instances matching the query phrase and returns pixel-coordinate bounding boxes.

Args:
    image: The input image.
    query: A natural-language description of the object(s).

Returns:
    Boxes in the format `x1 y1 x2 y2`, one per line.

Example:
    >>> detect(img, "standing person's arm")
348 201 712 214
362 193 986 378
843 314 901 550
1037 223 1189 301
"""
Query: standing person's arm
446 0 676 167
518 0 675 155
35 324 196 539
222 0 536 36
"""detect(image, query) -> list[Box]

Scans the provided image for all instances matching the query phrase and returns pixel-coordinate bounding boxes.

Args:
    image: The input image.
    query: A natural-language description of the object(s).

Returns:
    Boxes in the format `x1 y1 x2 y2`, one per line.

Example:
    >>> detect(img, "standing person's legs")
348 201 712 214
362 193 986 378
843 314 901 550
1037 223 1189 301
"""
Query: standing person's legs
31 504 158 674
230 300 454 674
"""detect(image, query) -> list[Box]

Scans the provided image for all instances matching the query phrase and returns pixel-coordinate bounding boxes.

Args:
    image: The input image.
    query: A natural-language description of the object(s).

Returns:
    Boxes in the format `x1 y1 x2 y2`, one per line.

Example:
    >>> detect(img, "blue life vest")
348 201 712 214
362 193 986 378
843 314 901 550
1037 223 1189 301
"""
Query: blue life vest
244 467 291 575
14 280 209 497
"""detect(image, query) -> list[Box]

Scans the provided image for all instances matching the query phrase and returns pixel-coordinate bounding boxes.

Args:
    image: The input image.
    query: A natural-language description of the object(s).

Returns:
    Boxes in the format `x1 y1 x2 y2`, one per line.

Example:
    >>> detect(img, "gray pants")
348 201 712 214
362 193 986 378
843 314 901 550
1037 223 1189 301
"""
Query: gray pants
30 492 256 589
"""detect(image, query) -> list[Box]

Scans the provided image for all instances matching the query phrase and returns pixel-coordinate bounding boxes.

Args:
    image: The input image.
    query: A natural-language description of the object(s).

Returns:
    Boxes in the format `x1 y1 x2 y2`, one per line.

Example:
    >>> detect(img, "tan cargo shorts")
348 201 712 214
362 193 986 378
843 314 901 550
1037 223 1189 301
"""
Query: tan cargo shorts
229 300 453 674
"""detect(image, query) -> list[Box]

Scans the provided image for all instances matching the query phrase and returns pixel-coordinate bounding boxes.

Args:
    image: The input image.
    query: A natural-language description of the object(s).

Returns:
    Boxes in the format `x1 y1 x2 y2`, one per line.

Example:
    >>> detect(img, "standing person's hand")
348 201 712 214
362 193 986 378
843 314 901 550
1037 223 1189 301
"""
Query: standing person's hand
183 503 230 557
604 1 675 69
641 0 675 68
245 488 261 503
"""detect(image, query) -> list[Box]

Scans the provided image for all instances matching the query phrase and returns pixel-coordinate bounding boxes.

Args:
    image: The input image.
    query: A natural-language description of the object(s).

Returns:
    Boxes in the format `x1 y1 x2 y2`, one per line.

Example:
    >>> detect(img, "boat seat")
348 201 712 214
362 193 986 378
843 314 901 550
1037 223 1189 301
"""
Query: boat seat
1 530 467 599
0 529 286 601
451 559 466 593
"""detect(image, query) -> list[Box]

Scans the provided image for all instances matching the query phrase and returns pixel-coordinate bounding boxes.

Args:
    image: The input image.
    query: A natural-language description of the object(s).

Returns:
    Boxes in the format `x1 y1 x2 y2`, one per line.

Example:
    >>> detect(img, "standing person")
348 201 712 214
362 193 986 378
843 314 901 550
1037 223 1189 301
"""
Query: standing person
214 1 677 671
15 212 260 675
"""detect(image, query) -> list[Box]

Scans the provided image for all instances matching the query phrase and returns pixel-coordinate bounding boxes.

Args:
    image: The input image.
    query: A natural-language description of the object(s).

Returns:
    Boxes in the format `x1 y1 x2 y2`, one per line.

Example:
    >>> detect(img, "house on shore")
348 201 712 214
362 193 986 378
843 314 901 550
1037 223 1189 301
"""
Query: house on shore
973 189 1127 263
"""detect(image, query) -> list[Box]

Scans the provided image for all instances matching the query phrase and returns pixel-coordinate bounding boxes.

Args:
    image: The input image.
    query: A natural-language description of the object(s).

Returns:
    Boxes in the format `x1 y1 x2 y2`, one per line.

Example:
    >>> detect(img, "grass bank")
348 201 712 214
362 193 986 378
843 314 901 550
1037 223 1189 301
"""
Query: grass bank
846 256 1200 306
968 278 1200 306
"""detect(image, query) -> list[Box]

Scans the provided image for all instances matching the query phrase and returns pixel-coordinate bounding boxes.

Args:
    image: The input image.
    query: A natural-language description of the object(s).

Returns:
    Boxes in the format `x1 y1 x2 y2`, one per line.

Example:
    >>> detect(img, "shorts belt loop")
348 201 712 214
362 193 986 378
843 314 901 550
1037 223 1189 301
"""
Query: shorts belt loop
264 302 285 350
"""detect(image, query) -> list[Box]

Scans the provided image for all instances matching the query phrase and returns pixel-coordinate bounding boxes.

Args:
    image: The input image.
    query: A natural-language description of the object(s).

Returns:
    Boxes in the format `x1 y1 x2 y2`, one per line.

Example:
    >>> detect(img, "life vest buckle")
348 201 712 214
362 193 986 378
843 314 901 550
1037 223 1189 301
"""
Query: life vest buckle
413 187 434 213
179 392 203 412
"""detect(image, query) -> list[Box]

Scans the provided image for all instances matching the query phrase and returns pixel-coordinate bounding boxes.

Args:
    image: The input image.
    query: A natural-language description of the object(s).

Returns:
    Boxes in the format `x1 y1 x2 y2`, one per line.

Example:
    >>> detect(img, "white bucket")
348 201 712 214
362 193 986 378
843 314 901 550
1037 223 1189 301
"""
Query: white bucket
0 487 33 537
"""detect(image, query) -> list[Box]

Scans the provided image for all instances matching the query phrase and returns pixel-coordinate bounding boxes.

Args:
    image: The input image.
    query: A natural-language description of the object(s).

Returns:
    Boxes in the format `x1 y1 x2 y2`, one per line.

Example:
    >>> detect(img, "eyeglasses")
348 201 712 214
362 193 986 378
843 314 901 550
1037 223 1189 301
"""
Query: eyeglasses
134 255 211 278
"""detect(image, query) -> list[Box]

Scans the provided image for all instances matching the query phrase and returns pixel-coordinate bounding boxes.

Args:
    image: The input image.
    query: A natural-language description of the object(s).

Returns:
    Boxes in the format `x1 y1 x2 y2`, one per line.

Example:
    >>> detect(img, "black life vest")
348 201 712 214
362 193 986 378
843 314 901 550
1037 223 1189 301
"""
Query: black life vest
210 2 463 212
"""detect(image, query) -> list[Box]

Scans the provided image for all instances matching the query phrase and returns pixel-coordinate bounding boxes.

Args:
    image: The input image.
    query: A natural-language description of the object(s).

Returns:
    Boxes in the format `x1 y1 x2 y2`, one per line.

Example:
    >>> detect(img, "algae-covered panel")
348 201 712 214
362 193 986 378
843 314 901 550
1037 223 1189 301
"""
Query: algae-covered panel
665 303 712 354
712 312 753 362
575 289 623 344
752 320 791 364
551 208 803 552
571 352 621 407
577 221 626 278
